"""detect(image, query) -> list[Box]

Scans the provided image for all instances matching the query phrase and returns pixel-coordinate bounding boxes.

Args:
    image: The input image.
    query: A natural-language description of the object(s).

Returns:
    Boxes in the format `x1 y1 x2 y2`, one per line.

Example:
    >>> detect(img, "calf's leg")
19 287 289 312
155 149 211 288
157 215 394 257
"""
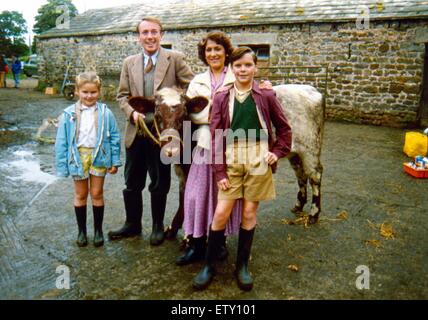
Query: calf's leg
289 154 308 214
308 165 323 224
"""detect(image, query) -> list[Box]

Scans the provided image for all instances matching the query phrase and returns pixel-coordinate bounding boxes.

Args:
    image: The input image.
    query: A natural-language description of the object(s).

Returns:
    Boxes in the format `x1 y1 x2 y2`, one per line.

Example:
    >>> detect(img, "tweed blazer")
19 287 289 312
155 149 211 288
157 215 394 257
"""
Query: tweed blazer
117 47 194 147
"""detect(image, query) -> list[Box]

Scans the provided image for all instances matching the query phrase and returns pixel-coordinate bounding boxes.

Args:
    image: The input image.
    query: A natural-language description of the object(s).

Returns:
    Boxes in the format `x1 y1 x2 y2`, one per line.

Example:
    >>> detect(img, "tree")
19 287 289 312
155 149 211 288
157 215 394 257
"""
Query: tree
33 0 78 35
0 11 27 40
11 39 30 57
0 11 29 56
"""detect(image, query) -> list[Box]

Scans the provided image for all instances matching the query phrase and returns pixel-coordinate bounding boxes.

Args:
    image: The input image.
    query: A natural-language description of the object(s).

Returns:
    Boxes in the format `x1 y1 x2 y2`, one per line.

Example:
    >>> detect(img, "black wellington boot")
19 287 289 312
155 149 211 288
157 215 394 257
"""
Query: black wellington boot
192 228 224 290
235 227 256 291
150 193 167 246
176 235 207 266
217 234 229 261
75 205 88 247
108 189 142 240
93 205 104 247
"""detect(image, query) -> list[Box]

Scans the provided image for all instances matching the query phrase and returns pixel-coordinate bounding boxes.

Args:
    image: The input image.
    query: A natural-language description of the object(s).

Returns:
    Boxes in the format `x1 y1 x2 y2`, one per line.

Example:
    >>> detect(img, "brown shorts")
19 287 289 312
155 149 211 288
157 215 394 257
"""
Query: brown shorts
218 141 276 202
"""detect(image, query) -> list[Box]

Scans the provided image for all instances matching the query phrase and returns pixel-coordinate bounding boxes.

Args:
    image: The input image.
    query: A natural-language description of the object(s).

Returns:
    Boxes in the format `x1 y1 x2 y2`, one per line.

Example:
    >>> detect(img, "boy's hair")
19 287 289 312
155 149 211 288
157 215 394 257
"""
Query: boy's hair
197 31 234 66
230 46 257 66
75 72 102 90
136 16 163 33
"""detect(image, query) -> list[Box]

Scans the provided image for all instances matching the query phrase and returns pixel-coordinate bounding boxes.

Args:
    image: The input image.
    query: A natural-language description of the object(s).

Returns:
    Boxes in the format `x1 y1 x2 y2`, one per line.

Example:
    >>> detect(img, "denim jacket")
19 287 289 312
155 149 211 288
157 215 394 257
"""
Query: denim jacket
55 102 122 178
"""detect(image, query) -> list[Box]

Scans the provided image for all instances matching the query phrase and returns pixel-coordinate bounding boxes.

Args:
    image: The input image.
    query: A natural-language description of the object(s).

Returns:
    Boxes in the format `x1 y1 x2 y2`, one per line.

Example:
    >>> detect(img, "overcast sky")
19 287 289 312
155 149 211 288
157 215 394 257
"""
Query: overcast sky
0 0 168 45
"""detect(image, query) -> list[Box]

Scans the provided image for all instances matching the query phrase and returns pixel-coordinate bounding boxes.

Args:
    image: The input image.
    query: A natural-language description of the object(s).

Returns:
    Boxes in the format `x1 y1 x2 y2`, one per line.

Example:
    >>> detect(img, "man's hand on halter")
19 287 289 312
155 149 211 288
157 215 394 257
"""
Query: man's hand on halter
132 111 145 124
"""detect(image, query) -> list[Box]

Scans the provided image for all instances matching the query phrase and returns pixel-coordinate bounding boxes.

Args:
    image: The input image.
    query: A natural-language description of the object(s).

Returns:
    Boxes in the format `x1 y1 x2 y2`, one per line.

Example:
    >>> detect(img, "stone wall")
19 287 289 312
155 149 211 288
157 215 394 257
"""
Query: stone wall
38 19 428 127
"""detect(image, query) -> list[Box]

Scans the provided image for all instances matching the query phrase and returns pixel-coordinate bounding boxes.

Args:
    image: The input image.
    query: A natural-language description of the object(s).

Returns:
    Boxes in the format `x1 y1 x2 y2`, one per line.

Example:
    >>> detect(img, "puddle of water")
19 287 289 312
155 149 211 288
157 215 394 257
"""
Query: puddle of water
1 149 57 185
0 126 19 132
13 150 33 157
0 144 58 217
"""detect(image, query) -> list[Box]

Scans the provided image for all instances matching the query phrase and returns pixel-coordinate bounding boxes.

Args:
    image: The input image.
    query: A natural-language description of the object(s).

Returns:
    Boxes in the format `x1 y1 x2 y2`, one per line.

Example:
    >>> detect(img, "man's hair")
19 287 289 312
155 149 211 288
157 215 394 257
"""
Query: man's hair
230 46 257 65
75 71 102 90
136 17 163 33
197 31 234 66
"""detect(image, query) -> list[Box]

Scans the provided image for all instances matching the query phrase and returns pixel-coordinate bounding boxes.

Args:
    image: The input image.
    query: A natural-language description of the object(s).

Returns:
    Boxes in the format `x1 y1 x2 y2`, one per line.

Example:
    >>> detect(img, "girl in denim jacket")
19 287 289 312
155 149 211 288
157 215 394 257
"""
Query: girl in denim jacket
55 72 122 247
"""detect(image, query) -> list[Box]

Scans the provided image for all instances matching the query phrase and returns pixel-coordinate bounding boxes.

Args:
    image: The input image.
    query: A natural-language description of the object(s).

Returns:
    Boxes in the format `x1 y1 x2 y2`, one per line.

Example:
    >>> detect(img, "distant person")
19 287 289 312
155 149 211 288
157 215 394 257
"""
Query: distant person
11 55 22 88
0 55 7 88
108 16 194 246
55 72 122 247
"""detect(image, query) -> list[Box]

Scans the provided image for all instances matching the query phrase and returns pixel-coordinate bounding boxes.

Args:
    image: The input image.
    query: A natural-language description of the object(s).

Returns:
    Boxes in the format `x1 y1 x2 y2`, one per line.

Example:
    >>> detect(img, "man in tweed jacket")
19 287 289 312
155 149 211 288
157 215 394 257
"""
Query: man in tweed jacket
108 17 194 245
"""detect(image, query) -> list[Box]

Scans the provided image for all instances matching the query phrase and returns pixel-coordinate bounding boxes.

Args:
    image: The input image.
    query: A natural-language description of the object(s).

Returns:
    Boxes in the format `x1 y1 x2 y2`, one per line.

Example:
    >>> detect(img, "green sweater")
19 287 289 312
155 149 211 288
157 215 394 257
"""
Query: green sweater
229 95 267 141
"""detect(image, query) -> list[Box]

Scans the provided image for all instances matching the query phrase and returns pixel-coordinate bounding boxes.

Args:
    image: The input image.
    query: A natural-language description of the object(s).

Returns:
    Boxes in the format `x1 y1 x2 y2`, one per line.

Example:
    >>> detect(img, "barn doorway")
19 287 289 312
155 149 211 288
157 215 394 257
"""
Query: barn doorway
419 43 428 127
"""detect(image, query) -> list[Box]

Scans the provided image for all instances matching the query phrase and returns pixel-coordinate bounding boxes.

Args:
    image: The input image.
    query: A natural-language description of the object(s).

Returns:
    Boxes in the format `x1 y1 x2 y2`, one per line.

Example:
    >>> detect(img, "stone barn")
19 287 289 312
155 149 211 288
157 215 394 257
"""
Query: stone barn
37 0 428 127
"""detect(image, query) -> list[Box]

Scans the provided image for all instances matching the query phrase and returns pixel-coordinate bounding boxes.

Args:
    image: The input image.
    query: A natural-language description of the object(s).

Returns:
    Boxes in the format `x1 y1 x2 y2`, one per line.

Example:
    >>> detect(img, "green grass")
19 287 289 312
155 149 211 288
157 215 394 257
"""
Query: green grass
5 73 29 80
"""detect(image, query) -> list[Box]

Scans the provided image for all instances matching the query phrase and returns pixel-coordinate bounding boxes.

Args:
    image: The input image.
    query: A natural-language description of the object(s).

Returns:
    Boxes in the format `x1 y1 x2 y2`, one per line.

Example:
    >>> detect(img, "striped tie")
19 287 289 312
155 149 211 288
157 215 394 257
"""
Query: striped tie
144 56 153 74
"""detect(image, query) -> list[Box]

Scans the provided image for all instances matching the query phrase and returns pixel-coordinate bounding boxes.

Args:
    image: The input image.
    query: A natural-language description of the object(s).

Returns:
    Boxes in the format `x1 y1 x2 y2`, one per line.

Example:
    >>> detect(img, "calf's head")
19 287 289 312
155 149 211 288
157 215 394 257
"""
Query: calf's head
128 88 208 158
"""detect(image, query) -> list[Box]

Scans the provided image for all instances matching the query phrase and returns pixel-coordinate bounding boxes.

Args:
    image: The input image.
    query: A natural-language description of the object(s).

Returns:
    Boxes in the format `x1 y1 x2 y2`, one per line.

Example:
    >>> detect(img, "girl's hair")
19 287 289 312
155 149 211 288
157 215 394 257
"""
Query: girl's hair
197 31 234 66
230 46 258 66
75 71 102 90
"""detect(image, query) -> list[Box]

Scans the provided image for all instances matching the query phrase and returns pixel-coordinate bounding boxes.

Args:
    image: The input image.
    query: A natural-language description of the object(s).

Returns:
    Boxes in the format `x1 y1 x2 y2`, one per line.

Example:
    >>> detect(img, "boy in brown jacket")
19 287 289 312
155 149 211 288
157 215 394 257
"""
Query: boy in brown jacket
193 46 292 291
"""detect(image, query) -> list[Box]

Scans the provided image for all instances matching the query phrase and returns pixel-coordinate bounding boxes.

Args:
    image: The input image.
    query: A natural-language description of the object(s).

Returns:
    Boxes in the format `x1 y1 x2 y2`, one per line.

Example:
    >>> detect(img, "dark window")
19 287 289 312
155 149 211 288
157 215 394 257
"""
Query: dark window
238 44 270 61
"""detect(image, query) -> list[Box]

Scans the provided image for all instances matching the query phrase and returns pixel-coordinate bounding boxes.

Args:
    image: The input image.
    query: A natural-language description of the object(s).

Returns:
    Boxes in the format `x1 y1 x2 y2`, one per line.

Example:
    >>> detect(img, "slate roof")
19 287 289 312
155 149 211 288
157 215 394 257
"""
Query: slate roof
39 0 428 38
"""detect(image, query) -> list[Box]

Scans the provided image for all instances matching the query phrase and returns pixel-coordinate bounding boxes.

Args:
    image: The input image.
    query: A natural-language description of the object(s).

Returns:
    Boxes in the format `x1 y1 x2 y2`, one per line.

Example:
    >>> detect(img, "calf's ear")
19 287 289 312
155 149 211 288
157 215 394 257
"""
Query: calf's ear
128 96 156 114
185 96 209 114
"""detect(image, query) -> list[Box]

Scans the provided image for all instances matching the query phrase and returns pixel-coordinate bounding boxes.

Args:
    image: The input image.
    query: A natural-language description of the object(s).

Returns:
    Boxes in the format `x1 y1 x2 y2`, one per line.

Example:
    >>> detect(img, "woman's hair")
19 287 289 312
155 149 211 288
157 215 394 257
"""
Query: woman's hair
197 31 234 66
230 46 258 65
75 71 102 90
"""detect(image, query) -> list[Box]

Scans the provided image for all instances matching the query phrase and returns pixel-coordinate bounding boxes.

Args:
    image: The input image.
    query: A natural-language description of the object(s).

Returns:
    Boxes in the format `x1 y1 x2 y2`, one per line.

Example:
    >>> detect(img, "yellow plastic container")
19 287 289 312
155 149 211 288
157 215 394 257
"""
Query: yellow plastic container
403 132 428 157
